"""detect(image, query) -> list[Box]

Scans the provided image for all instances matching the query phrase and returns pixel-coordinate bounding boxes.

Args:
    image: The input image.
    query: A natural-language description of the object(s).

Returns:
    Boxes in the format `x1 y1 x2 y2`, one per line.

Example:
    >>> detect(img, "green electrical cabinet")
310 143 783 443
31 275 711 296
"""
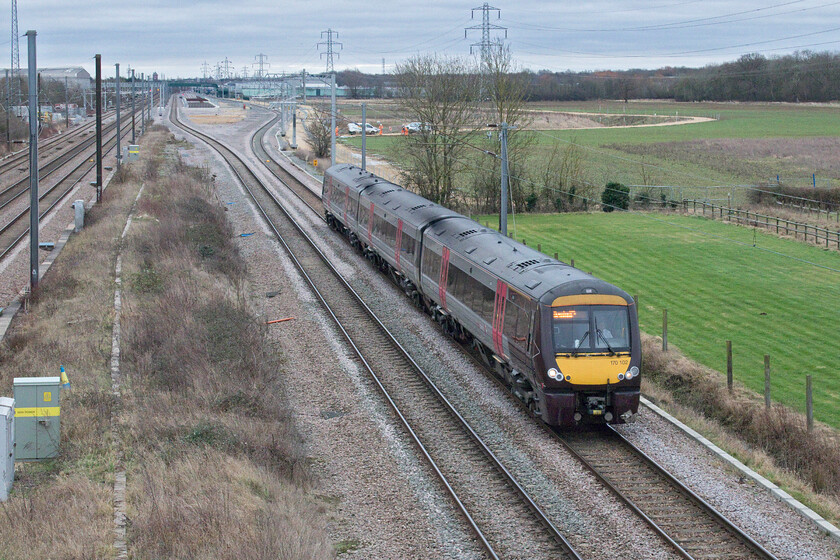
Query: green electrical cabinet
13 377 61 461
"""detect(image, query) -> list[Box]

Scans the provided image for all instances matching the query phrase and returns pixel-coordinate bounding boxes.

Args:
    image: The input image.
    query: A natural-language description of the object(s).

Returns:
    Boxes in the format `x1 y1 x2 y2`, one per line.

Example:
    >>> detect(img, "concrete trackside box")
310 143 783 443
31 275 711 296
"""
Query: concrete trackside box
13 377 61 461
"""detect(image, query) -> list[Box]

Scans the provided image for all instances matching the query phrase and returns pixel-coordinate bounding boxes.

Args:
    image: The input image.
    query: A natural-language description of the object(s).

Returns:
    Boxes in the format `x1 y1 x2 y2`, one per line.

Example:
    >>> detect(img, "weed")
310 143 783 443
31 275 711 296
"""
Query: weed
129 266 163 293
334 539 362 554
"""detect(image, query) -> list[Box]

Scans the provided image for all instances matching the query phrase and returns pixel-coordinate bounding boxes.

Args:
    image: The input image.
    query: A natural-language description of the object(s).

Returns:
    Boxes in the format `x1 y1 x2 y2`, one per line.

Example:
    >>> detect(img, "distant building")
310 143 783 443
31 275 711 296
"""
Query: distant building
31 67 92 91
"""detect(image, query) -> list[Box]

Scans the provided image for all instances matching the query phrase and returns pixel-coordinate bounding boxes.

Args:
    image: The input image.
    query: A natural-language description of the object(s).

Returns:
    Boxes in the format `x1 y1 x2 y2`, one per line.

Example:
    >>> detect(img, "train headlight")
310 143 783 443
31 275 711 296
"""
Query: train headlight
630 366 639 377
617 373 625 381
548 368 560 379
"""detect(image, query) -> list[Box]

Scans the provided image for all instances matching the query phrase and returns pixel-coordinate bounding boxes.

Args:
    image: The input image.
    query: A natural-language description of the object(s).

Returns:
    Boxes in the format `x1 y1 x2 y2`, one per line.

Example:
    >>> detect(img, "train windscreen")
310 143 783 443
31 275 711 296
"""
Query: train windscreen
553 305 630 353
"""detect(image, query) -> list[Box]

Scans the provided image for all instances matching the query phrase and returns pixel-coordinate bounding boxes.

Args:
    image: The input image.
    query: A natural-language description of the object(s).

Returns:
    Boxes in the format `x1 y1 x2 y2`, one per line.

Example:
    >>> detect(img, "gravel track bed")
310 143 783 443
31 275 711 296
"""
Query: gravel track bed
616 411 840 559
166 105 482 560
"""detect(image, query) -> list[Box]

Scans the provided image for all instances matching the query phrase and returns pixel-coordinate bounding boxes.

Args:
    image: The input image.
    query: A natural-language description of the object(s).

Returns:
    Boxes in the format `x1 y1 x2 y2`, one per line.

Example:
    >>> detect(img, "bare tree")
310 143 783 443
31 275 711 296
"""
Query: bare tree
395 54 480 207
340 69 367 99
541 140 592 212
471 43 534 213
302 105 332 158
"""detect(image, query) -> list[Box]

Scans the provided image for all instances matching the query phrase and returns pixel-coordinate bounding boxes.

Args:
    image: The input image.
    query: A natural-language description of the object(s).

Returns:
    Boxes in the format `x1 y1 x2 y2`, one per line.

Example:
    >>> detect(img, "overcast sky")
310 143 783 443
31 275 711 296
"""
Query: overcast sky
8 0 840 78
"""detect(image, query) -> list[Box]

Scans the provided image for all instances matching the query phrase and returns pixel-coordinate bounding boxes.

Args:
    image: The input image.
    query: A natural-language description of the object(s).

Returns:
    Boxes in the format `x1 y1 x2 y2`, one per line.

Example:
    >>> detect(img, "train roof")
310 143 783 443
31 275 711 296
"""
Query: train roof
326 164 631 305
327 164 461 229
425 216 631 305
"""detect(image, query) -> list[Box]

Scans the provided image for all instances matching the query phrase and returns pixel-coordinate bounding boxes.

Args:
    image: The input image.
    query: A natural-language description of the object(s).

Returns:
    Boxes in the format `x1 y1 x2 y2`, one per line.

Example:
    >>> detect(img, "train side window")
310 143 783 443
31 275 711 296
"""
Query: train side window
461 273 479 309
402 232 416 257
504 302 519 340
447 264 462 297
359 203 369 228
515 307 530 344
423 247 441 280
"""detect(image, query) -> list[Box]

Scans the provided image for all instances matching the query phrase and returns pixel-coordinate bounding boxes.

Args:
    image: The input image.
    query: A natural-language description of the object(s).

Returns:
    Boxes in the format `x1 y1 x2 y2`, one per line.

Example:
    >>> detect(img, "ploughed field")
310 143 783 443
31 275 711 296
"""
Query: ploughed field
477 211 840 430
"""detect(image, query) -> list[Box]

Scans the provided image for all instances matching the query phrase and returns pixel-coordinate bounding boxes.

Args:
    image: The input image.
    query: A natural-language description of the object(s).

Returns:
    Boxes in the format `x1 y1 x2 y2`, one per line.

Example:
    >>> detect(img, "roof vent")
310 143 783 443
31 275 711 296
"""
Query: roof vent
511 259 541 272
483 256 497 265
410 204 426 211
457 229 478 238
465 246 477 254
525 280 542 290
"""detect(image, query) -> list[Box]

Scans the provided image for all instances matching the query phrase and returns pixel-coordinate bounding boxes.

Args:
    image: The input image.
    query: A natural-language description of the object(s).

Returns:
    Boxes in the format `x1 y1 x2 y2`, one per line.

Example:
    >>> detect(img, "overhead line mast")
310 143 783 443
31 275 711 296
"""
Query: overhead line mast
10 0 21 110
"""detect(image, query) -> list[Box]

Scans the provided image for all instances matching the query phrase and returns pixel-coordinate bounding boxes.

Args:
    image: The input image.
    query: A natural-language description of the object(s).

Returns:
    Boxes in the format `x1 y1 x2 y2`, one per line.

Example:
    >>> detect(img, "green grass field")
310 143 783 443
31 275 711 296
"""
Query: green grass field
341 101 840 194
475 211 840 429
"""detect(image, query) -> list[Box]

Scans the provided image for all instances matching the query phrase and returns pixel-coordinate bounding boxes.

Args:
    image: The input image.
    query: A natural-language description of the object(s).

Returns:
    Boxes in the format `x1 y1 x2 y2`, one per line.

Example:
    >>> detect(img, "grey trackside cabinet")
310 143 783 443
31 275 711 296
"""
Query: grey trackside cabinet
0 397 13 501
13 377 61 461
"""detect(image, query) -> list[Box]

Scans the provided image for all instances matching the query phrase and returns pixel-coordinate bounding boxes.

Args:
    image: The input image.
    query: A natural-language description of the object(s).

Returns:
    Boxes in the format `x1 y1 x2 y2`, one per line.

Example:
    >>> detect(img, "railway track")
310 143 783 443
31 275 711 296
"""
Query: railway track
0 118 125 212
244 110 783 560
554 426 777 560
0 110 136 261
171 103 582 560
0 110 116 181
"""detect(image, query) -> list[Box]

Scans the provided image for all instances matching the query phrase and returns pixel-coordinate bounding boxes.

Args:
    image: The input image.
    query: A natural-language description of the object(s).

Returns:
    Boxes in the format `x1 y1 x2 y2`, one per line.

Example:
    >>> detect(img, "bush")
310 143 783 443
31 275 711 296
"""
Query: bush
601 182 629 212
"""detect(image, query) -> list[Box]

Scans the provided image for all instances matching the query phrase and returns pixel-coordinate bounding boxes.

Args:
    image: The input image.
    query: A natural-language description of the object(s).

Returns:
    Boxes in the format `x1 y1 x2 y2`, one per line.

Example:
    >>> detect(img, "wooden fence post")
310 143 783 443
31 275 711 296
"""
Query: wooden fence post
662 309 668 352
554 252 558 260
806 374 813 433
571 258 575 268
726 341 733 393
537 243 542 253
764 355 771 409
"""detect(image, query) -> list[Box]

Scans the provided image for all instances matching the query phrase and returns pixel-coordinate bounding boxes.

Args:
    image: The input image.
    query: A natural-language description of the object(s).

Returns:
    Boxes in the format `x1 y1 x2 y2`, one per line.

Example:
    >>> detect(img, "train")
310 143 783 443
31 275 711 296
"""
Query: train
322 163 641 427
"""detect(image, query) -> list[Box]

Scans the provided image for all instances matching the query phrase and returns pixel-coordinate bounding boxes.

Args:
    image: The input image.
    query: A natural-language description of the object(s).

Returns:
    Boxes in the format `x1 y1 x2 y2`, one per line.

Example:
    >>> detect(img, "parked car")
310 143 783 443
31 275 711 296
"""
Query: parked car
405 122 431 133
348 122 380 135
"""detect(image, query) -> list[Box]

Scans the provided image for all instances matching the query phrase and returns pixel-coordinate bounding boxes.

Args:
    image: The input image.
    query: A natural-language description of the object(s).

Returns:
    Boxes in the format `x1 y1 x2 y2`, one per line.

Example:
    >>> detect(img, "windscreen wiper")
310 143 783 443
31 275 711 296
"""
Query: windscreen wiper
596 328 616 356
571 331 589 356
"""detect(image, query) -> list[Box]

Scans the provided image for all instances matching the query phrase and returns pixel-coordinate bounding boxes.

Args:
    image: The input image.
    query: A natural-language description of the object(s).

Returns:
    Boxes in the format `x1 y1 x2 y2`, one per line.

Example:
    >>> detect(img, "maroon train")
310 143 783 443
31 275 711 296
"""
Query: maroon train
323 164 641 427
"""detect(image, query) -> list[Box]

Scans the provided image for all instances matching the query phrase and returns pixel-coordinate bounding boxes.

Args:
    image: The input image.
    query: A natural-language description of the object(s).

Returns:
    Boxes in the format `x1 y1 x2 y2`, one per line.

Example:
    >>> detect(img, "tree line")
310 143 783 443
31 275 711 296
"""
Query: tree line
337 50 840 103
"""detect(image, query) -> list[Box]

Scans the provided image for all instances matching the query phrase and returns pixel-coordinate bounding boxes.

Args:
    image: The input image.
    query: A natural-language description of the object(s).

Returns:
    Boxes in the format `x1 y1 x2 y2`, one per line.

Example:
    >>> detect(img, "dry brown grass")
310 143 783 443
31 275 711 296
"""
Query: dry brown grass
0 132 154 558
0 127 331 558
0 475 114 559
119 134 330 557
129 453 331 559
642 333 840 524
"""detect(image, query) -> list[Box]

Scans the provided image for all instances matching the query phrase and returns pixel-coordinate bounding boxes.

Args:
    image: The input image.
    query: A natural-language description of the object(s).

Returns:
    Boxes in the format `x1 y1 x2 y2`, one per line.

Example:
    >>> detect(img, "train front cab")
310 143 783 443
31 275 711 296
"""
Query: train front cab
538 294 641 427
